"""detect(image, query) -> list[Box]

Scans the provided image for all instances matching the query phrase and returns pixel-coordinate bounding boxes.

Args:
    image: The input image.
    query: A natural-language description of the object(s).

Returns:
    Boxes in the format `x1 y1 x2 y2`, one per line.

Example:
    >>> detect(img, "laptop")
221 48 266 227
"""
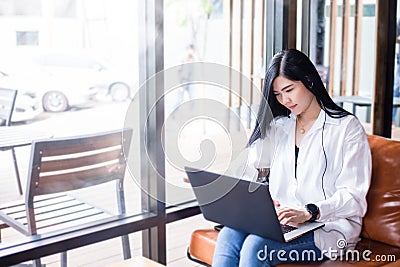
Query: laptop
185 167 324 242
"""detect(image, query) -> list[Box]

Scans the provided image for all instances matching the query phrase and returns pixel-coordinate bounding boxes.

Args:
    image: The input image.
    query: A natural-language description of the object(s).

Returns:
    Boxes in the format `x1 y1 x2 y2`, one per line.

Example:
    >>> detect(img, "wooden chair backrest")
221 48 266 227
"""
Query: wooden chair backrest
0 88 17 126
26 129 133 198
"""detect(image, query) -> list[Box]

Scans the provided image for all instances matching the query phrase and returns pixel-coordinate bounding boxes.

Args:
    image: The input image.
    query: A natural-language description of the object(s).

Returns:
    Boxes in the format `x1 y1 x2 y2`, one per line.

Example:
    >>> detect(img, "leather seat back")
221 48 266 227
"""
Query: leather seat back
363 135 400 248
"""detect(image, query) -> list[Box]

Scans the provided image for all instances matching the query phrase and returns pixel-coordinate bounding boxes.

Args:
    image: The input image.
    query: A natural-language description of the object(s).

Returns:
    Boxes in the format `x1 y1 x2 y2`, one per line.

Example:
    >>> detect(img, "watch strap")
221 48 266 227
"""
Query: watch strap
305 203 319 222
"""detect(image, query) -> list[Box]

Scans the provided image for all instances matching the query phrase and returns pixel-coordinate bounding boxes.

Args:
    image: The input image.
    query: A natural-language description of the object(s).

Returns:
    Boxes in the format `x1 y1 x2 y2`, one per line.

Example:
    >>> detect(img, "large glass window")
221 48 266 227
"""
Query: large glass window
0 0 143 263
163 0 227 207
163 0 266 208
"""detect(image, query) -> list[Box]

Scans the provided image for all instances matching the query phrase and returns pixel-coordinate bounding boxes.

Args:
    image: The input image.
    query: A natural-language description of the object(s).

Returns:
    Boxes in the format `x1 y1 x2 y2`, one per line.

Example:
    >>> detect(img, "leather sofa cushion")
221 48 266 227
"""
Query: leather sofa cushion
188 229 218 266
363 136 400 248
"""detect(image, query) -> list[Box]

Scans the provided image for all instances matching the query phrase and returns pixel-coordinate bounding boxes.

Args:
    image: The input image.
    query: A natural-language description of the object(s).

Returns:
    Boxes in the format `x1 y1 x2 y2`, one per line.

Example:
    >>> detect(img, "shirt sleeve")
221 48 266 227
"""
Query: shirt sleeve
316 118 372 221
228 129 276 181
251 128 276 168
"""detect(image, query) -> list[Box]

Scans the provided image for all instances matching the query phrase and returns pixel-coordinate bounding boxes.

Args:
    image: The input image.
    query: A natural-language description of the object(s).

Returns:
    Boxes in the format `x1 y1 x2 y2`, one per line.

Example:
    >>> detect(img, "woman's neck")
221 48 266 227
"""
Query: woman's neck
297 98 321 124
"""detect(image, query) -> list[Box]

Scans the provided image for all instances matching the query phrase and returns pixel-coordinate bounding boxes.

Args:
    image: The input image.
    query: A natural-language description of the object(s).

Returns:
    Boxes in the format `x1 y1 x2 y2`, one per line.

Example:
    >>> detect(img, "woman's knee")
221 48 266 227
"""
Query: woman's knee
213 227 248 266
239 234 272 266
215 227 248 255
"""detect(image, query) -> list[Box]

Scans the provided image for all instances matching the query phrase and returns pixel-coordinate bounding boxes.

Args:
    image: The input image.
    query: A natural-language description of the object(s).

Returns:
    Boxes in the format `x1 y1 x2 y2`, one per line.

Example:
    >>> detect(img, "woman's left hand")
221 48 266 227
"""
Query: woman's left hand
276 206 311 224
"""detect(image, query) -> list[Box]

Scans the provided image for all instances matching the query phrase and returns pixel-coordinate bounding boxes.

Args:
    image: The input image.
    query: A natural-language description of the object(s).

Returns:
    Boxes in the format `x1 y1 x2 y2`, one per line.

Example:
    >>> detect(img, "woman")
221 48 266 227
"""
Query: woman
212 49 372 266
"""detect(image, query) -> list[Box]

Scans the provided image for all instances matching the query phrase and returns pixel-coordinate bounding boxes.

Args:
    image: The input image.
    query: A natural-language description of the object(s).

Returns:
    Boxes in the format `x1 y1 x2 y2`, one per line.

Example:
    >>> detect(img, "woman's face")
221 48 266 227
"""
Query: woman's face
272 75 317 116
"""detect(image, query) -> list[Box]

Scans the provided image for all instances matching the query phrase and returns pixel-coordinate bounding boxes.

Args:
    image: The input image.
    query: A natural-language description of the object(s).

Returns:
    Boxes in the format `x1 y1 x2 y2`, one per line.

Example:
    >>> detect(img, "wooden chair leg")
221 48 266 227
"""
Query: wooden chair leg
121 235 131 260
11 148 23 195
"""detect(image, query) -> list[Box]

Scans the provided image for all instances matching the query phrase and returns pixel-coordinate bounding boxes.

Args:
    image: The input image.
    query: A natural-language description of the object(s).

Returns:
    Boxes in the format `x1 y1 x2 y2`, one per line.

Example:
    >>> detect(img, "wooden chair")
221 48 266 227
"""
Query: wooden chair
0 129 133 266
0 88 24 194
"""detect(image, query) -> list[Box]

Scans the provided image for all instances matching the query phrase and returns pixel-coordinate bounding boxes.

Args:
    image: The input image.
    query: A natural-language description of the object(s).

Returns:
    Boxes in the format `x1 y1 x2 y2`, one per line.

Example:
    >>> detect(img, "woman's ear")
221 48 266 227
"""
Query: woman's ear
305 76 314 89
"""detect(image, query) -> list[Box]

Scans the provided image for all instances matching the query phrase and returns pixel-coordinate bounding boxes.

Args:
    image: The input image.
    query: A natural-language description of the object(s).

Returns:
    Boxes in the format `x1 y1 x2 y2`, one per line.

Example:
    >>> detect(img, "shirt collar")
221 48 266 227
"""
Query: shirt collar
288 109 340 133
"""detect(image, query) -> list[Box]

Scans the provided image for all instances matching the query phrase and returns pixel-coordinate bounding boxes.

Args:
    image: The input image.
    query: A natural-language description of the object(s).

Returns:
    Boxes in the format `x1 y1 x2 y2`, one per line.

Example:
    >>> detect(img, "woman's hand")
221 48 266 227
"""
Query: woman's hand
276 206 311 224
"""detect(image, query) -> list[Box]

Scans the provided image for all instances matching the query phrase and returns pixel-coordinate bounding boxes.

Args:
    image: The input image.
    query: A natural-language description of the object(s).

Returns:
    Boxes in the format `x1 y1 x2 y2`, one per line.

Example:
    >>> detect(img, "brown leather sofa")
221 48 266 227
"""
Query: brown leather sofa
187 135 400 266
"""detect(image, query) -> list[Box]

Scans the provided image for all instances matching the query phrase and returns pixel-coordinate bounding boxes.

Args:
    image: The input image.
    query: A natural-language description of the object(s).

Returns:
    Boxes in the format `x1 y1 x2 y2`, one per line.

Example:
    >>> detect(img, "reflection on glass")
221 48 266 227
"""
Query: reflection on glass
164 0 227 207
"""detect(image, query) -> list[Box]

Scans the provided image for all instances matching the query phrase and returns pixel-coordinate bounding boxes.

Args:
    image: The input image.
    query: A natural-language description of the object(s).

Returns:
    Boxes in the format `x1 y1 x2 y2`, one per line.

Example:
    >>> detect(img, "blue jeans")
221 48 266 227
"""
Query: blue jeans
212 227 325 267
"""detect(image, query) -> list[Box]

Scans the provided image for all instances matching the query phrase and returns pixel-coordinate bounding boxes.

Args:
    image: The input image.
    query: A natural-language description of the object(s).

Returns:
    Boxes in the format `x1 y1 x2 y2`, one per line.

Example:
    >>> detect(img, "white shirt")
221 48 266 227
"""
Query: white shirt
242 109 372 257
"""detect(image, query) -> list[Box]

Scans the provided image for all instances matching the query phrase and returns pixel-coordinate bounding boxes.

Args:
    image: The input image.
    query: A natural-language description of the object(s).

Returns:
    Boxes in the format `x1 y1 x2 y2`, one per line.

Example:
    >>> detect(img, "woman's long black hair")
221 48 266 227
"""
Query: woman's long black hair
248 49 351 146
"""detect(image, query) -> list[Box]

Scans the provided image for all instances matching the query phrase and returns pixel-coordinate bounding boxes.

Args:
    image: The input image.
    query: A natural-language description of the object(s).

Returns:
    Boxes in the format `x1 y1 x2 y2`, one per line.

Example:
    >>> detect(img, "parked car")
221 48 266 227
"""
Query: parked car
0 64 98 113
32 53 133 103
0 51 134 114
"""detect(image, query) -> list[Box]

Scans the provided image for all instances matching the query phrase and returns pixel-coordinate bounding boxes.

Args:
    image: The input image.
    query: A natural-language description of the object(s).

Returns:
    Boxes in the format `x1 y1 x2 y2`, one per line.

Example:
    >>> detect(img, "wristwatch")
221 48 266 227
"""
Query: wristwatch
305 203 320 222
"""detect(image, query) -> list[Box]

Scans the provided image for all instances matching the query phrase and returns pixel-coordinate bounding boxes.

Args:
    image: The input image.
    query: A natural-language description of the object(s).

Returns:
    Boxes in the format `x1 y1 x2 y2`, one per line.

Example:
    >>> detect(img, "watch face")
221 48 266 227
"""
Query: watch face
307 204 319 213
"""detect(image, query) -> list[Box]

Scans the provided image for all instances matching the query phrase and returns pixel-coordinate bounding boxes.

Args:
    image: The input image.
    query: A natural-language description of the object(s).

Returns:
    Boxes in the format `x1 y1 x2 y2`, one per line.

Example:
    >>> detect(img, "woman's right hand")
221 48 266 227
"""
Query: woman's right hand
276 206 312 224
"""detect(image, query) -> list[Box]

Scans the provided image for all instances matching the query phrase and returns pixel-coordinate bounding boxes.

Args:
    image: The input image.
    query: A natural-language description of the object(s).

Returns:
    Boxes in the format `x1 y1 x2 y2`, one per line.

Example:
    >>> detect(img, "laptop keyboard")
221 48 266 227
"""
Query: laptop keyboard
280 224 298 234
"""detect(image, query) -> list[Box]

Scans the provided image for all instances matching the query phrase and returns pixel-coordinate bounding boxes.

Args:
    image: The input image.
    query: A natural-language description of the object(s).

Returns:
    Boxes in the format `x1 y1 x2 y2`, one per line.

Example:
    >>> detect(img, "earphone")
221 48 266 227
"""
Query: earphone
309 80 328 199
321 111 327 200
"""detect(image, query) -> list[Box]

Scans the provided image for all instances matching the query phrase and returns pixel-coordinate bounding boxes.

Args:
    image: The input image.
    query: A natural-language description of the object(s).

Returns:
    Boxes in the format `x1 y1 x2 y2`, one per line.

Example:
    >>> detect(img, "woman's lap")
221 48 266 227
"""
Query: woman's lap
212 226 324 267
